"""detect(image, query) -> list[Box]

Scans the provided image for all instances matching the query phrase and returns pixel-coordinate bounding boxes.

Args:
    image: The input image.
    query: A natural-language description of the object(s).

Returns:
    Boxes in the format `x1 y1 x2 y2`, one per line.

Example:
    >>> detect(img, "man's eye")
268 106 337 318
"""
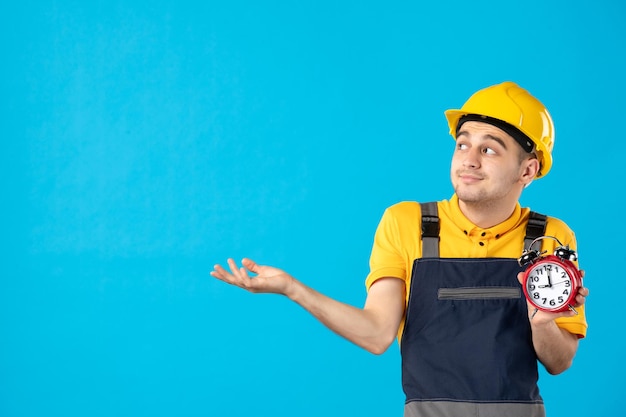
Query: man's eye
457 143 469 150
483 147 496 155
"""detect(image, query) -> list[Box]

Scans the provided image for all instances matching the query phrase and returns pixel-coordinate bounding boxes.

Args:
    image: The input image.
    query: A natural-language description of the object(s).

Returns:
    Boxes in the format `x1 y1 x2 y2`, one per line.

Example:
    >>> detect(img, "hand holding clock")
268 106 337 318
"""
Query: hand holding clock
516 236 588 374
517 270 589 322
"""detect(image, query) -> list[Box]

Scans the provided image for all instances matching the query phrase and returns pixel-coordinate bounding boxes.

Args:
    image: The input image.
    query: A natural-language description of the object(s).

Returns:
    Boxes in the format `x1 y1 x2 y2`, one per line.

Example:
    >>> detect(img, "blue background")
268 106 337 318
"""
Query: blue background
2 1 624 416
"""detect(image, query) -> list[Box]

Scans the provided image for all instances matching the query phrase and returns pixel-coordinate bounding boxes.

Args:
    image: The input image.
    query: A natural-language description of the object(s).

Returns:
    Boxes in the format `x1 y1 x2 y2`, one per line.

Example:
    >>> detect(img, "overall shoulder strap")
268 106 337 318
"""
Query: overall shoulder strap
420 202 440 258
524 211 547 251
421 204 546 256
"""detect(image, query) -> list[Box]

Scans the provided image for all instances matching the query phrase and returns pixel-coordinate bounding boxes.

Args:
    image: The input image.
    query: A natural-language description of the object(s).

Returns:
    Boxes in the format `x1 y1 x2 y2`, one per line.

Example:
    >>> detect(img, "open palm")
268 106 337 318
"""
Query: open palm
211 258 295 295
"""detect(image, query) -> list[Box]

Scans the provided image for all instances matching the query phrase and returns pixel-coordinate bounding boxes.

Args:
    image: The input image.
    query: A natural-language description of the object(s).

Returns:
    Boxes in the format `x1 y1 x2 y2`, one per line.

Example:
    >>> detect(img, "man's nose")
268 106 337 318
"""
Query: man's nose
462 148 481 168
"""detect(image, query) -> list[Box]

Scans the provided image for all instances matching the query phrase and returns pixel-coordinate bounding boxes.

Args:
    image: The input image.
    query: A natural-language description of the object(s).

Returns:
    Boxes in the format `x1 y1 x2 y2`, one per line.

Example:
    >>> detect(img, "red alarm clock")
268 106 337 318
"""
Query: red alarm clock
518 236 583 313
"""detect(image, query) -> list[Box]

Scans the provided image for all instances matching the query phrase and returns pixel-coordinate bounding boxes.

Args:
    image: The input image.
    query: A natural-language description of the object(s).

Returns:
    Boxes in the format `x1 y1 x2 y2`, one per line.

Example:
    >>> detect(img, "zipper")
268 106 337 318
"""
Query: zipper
438 287 521 300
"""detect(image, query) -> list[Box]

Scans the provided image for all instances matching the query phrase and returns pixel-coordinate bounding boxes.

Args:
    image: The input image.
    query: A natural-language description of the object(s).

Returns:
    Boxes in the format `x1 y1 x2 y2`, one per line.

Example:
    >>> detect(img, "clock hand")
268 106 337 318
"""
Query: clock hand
547 268 553 287
537 270 554 288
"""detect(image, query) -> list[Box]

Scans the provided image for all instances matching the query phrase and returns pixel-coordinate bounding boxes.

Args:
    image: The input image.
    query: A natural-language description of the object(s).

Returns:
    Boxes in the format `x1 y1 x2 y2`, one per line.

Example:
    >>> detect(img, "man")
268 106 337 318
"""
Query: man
211 81 588 417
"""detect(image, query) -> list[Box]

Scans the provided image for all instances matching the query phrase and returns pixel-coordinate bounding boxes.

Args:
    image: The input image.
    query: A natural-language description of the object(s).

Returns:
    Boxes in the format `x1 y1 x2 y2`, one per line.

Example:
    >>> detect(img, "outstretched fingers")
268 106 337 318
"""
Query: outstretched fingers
210 258 254 289
241 258 259 274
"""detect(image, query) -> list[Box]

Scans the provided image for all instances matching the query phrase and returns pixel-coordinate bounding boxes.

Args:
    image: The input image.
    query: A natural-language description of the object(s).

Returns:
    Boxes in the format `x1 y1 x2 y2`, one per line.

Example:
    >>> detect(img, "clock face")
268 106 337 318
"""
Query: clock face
524 259 575 311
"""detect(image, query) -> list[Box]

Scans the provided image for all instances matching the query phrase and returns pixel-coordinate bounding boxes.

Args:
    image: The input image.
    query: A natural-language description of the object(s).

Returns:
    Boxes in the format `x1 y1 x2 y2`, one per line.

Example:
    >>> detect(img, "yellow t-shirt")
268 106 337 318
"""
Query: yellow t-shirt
366 194 588 339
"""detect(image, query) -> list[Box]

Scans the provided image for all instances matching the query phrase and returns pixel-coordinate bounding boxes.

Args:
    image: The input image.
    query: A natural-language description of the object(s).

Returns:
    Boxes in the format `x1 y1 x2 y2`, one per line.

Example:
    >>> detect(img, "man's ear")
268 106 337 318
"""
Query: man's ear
521 158 540 185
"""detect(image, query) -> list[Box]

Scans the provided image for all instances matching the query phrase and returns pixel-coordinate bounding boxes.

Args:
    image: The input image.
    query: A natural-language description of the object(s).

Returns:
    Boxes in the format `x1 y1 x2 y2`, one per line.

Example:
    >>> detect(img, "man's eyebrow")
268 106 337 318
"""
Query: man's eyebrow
484 134 508 149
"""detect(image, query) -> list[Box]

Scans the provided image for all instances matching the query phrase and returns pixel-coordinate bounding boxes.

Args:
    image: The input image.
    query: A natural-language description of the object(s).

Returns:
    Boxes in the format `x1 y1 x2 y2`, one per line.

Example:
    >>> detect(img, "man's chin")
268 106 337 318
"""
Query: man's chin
454 187 484 204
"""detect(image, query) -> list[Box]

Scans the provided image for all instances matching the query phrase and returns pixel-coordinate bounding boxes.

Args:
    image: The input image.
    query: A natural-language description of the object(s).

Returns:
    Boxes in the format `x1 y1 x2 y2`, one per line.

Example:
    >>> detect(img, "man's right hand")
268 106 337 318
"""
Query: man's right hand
211 258 296 296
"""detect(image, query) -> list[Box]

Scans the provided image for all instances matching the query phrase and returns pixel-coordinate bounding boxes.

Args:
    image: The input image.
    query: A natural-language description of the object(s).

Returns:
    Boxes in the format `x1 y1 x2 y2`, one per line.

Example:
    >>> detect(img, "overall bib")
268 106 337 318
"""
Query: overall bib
402 203 547 417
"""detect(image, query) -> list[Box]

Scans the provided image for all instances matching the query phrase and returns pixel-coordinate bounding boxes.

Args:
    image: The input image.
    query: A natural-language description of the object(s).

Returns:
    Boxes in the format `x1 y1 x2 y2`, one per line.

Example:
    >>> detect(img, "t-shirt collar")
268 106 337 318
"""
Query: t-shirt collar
449 194 523 238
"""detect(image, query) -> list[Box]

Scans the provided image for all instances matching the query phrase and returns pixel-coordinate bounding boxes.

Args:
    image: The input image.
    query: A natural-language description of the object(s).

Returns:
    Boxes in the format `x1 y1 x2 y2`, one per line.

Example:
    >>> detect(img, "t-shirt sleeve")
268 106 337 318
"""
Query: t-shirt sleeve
555 305 588 338
365 205 413 291
546 216 588 338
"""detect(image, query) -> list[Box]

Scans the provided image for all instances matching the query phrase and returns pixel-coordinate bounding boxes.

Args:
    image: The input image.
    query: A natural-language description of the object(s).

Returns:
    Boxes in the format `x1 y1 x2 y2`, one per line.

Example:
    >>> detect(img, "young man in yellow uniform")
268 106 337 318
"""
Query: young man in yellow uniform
211 81 588 417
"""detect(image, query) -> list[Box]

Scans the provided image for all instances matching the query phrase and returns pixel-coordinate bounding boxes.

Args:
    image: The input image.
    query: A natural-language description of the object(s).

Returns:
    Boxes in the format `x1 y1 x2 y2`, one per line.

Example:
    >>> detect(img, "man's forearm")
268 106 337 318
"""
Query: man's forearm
286 277 405 355
531 320 579 375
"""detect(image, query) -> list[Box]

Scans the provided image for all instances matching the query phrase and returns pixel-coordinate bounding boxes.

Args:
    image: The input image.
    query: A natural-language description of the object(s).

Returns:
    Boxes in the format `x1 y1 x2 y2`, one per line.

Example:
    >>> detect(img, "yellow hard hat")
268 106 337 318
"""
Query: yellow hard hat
444 81 555 178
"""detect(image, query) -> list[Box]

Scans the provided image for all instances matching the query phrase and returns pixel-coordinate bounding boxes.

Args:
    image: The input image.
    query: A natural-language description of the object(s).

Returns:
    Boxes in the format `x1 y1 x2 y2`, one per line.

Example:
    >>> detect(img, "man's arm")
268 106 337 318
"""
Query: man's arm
211 258 406 355
528 315 579 375
518 272 590 374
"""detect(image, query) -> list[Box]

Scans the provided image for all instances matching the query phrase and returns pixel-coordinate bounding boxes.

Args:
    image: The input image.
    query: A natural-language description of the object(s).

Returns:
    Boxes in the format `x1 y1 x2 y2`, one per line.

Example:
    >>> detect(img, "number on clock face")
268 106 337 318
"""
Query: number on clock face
526 263 572 309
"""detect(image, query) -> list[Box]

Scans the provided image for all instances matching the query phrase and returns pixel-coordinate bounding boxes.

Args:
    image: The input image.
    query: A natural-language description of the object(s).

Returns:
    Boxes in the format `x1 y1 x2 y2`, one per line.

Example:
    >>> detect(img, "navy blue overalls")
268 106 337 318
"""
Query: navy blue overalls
402 202 547 417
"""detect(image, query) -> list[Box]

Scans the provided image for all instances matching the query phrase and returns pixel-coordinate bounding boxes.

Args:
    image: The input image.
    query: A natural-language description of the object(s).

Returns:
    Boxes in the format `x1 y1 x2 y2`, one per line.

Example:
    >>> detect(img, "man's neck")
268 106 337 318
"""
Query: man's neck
458 199 517 229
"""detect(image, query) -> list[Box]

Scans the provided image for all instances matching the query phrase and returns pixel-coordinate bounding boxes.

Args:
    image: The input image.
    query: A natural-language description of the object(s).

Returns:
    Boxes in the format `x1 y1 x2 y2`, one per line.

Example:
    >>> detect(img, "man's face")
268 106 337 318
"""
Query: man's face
450 121 534 207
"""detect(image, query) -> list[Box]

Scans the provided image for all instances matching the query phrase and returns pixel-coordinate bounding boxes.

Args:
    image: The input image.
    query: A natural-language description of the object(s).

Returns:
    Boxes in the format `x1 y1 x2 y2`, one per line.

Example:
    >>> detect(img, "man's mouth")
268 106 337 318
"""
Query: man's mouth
458 172 484 183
